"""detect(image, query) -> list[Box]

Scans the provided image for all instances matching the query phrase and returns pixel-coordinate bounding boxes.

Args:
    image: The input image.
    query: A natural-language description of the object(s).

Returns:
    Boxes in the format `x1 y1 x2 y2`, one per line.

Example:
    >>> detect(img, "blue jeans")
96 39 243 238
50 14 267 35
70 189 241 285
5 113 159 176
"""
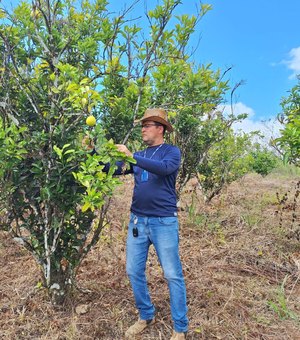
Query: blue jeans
126 213 188 333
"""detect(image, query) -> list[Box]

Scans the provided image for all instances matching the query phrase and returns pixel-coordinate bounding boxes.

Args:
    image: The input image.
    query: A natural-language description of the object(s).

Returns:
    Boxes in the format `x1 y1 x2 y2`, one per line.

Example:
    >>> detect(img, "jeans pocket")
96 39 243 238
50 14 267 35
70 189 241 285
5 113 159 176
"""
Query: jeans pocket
158 216 178 225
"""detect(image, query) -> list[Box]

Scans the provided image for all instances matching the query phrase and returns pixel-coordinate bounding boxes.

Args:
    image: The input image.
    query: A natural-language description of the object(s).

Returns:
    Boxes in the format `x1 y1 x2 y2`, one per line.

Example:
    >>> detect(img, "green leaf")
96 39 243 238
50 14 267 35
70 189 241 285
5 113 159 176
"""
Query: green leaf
51 87 60 94
53 145 63 159
63 149 75 155
82 202 91 212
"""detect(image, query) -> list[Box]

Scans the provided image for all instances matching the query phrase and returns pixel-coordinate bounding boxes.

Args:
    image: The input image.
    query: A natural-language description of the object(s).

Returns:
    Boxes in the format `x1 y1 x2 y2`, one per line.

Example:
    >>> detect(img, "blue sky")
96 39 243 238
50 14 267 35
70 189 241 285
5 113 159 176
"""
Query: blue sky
191 0 300 118
2 0 299 138
185 0 300 135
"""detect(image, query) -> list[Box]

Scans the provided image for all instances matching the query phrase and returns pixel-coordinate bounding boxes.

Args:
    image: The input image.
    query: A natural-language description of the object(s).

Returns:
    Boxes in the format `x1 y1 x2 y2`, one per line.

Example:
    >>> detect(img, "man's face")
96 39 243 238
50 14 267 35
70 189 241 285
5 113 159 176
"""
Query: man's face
141 120 163 146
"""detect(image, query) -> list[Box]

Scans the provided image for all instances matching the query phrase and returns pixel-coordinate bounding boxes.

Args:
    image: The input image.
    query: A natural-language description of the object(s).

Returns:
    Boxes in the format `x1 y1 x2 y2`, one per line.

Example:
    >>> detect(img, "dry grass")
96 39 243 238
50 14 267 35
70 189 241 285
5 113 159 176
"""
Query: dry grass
1 173 300 339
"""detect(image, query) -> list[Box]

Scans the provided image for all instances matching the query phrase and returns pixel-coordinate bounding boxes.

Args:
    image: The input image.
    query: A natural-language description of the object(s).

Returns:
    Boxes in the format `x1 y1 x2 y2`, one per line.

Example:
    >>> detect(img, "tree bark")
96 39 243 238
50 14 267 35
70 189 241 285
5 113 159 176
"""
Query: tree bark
47 263 73 305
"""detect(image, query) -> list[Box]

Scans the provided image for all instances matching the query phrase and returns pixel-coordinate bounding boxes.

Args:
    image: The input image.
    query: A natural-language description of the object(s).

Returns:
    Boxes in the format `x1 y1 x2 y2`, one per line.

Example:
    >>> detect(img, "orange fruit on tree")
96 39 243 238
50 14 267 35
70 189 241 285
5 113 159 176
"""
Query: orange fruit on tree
86 115 96 127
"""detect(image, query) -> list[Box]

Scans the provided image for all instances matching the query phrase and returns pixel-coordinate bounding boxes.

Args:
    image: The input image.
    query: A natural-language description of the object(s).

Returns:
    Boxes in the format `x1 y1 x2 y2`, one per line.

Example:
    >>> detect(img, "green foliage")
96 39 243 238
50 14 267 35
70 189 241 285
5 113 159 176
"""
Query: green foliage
275 78 300 166
97 1 213 144
250 145 280 177
0 121 27 176
197 131 254 202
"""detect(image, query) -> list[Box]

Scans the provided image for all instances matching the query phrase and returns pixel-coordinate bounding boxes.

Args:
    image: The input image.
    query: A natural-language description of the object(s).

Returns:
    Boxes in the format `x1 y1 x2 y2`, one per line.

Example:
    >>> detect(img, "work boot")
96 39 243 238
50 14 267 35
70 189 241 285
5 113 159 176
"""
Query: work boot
125 318 155 338
170 331 187 339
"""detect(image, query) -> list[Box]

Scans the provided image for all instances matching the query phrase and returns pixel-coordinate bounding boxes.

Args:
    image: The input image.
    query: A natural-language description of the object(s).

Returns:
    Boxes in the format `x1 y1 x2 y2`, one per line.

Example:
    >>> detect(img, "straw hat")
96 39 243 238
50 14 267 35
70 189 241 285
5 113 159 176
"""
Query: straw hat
135 108 173 132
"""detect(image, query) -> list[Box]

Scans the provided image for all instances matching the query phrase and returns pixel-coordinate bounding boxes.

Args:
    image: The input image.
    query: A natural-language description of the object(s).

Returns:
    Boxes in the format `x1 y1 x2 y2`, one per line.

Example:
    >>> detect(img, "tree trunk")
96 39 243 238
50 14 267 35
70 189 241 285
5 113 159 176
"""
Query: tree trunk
45 262 73 305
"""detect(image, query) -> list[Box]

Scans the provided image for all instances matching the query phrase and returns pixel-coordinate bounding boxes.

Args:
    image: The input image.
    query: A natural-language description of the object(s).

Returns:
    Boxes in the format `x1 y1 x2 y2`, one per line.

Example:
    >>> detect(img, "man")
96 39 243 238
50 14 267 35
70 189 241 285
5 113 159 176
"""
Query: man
116 108 188 340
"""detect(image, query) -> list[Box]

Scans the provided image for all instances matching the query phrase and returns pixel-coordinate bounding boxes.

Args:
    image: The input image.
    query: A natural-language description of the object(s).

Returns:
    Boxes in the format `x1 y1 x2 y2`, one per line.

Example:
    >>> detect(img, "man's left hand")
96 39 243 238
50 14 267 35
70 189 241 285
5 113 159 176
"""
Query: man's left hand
116 144 133 158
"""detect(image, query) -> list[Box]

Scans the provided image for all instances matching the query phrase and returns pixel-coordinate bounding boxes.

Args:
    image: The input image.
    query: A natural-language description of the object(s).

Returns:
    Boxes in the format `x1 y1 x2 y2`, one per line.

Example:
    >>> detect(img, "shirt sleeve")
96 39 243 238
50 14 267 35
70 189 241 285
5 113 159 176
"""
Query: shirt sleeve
133 147 181 176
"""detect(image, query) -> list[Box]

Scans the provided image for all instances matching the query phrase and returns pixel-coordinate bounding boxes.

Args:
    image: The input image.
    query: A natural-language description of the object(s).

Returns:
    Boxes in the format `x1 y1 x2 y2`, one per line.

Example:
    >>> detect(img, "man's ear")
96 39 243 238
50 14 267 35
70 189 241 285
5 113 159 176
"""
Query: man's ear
159 125 166 135
158 125 164 133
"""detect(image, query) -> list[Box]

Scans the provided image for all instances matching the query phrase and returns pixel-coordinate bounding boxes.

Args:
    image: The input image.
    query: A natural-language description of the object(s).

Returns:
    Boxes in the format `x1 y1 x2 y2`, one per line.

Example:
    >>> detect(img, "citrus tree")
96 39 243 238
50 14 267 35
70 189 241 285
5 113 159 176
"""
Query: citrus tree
97 1 213 145
196 130 254 202
249 144 280 176
148 59 248 195
0 0 133 305
275 77 300 166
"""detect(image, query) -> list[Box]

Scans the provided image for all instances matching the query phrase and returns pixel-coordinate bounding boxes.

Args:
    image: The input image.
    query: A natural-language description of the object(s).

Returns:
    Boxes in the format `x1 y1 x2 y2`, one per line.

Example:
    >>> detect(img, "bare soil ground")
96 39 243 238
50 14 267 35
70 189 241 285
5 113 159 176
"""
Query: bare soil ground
1 173 300 340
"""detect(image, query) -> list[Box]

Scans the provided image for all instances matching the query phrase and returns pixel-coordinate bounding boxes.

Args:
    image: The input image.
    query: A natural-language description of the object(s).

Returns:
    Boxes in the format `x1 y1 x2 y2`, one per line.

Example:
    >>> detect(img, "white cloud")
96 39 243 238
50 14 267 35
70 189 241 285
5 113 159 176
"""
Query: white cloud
223 102 255 119
283 46 300 79
218 102 282 145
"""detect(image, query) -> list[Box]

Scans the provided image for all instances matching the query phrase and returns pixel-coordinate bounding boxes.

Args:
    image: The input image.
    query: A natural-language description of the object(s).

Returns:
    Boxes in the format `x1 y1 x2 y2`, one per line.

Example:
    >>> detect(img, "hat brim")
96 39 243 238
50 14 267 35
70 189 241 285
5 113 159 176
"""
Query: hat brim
134 116 173 133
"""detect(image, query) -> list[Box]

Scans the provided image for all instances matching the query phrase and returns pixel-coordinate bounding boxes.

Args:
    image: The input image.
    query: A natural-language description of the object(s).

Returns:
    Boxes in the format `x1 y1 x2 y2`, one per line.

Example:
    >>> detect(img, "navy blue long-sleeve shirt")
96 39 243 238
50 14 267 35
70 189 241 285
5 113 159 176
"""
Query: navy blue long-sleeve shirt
115 143 180 217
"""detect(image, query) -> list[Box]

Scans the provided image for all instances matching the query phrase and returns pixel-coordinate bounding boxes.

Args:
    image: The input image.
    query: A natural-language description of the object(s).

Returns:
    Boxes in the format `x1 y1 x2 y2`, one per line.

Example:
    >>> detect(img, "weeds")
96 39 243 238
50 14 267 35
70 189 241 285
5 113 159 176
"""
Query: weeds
271 164 300 178
276 180 300 239
267 276 299 321
241 213 262 228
